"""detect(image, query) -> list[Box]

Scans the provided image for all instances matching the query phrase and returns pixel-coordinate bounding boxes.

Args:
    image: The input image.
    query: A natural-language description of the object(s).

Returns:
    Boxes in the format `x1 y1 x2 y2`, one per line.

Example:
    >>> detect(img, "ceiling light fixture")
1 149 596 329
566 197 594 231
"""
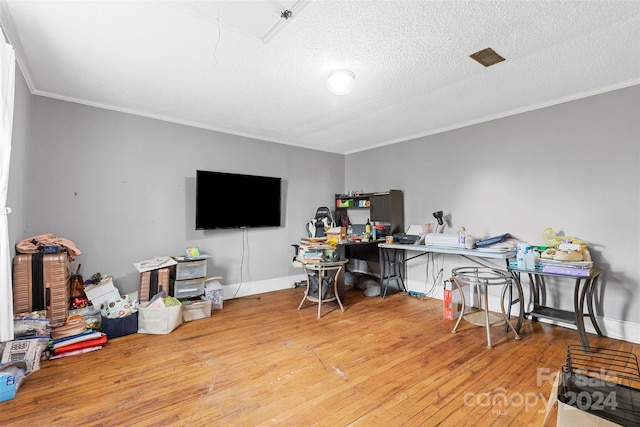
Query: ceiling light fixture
327 69 356 95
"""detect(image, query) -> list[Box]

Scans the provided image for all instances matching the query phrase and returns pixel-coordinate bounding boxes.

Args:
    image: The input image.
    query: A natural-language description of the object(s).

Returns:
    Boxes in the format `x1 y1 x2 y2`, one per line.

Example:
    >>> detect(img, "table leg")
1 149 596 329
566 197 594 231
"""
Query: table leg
484 283 492 348
451 276 466 334
585 275 603 336
317 267 323 319
531 275 543 322
574 278 591 352
500 282 521 340
334 266 345 313
298 272 311 310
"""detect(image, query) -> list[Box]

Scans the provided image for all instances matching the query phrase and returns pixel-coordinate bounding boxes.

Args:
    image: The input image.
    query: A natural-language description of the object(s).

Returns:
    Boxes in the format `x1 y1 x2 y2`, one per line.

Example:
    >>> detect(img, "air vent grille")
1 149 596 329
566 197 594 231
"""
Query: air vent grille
470 47 506 67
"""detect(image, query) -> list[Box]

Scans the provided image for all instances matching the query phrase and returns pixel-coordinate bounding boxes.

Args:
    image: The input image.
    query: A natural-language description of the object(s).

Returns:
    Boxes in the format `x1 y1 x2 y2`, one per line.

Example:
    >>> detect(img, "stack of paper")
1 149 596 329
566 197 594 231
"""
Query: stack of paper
297 237 334 263
540 259 593 277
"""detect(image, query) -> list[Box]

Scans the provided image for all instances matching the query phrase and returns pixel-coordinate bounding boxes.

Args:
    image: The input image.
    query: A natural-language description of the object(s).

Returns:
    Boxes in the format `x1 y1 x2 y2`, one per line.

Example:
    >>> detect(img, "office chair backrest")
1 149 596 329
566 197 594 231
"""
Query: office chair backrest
305 206 336 237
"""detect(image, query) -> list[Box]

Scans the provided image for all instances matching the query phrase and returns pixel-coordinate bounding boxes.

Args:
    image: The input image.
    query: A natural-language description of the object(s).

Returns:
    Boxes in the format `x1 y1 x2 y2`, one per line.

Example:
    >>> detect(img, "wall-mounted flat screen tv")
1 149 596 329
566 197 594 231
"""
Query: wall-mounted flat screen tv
196 170 282 229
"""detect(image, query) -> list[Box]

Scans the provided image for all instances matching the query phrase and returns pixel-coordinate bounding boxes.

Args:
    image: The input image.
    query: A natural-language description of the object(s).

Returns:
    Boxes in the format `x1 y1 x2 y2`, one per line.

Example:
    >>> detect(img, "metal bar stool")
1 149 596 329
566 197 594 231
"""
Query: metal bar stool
298 259 348 319
451 266 523 348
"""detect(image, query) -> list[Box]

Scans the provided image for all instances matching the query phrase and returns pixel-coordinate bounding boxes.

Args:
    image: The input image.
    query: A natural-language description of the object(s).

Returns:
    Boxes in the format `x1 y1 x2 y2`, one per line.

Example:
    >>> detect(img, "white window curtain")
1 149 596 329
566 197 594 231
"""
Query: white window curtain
0 35 15 342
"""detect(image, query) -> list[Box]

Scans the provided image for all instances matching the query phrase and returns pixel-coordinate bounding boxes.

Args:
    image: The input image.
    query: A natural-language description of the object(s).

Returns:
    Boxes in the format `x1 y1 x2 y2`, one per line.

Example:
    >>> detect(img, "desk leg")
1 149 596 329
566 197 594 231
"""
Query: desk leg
378 246 385 294
379 248 405 299
574 278 591 352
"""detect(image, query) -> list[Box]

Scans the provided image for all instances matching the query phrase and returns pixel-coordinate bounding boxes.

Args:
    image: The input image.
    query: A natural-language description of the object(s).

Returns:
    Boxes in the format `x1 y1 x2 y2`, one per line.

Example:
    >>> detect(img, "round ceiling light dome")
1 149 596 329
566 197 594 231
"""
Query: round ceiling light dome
327 69 356 95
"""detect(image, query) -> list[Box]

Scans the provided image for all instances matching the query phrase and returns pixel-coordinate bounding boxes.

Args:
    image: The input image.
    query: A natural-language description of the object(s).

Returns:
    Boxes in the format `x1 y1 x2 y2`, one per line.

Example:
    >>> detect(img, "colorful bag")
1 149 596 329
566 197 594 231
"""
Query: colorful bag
16 233 81 261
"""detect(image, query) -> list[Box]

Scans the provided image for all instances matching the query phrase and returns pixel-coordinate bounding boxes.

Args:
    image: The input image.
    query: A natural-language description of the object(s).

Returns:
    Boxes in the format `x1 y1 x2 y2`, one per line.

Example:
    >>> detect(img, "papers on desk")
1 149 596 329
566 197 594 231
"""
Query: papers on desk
405 225 424 235
474 239 516 253
423 233 458 247
539 259 593 276
475 247 511 253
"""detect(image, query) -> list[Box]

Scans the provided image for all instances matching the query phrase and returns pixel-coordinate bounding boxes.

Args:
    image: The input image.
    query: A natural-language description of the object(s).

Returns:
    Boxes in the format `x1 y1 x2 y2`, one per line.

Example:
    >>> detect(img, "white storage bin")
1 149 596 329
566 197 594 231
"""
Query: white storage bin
182 300 212 322
137 302 181 335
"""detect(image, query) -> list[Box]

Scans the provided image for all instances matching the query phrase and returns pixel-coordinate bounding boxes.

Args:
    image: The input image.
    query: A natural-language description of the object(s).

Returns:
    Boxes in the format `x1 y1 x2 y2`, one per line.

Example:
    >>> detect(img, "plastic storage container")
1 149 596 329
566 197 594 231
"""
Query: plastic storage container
171 278 205 299
173 259 207 280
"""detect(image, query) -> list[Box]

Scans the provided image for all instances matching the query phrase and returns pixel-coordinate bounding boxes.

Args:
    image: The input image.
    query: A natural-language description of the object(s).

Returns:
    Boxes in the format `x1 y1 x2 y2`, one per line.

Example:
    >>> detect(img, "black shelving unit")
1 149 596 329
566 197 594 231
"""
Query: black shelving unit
334 190 404 235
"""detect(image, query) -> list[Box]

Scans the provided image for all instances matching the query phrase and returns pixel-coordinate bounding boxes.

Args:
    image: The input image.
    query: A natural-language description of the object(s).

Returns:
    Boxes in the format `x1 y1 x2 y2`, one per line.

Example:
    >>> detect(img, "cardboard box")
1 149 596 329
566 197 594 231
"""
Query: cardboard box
101 313 138 339
443 280 462 320
336 199 353 208
137 302 182 334
556 401 621 426
182 300 212 322
326 227 346 241
544 371 626 427
84 277 120 310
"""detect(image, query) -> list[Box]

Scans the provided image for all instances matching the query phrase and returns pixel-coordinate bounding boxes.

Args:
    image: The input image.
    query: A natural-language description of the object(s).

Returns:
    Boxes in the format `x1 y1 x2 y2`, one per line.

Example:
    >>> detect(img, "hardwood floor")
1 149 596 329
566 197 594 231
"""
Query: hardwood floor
1 286 638 426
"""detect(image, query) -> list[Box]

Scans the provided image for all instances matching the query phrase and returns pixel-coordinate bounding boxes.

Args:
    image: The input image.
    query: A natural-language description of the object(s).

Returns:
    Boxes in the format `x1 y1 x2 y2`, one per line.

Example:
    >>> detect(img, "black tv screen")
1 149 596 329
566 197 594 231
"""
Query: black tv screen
196 170 282 229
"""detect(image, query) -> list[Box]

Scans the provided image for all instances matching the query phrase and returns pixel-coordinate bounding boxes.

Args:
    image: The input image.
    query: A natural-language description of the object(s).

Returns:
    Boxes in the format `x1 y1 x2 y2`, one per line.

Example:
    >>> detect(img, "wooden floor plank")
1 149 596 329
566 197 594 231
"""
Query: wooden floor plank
1 287 638 426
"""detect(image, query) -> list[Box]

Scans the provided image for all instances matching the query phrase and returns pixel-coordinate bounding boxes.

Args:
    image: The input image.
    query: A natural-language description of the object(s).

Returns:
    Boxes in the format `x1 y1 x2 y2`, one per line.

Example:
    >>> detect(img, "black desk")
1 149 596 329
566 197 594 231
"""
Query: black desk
508 266 603 352
334 240 382 299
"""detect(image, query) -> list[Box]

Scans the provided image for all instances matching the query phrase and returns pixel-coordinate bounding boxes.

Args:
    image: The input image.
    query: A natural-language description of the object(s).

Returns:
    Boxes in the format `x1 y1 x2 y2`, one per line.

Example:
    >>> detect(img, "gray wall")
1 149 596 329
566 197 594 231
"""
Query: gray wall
9 67 344 295
9 62 640 335
346 85 640 327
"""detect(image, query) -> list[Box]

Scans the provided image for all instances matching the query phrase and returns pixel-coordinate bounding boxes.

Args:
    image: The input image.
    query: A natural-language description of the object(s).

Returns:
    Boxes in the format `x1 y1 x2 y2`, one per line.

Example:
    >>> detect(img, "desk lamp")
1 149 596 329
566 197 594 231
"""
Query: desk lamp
433 211 444 225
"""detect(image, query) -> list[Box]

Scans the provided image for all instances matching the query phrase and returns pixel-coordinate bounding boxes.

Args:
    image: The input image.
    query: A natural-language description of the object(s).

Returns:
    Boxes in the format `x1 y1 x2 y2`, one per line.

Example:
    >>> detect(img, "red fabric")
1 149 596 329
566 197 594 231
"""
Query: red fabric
53 334 107 355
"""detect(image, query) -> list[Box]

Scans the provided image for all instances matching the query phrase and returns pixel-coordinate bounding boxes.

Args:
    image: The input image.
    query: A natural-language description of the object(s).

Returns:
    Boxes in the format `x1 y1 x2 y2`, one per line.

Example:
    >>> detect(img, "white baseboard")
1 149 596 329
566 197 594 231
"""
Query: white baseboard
537 316 640 345
221 274 304 299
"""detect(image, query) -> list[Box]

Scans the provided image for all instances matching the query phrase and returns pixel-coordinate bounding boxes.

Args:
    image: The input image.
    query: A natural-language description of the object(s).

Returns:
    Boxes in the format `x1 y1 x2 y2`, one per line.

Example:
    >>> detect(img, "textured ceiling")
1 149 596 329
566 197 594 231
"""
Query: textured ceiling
1 0 639 154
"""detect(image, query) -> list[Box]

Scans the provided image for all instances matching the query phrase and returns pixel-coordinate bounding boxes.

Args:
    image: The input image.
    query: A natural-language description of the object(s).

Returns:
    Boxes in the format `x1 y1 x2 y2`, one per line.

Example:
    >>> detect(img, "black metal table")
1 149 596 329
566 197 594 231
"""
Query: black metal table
508 266 603 352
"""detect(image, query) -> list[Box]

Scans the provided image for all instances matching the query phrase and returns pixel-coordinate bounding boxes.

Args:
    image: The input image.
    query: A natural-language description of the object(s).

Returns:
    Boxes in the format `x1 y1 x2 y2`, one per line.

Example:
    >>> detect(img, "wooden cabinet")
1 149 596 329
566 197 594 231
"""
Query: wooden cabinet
334 190 404 234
